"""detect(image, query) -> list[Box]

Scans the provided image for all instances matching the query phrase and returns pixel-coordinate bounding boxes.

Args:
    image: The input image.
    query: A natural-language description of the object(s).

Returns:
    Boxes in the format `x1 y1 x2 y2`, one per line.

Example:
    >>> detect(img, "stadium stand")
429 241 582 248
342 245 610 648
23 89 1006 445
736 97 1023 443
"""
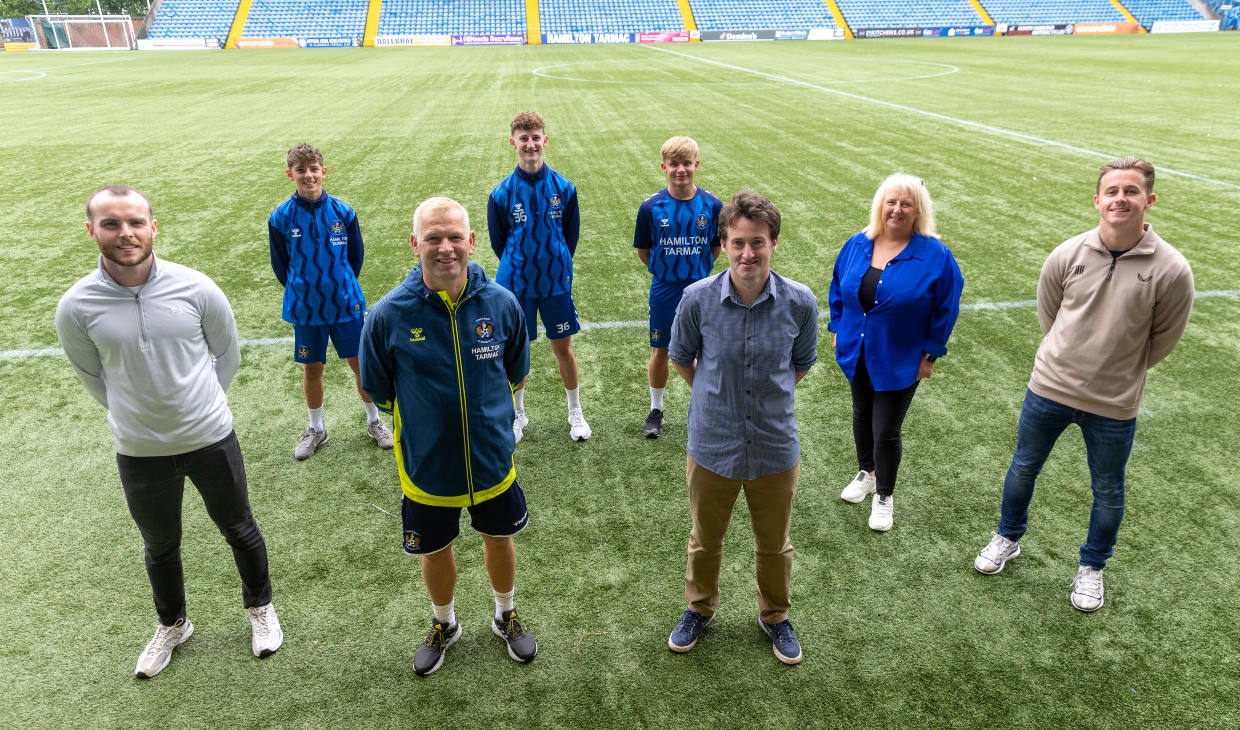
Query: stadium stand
147 0 241 38
377 0 527 36
687 0 839 30
980 0 1125 24
1121 0 1206 27
836 0 984 28
242 0 368 38
538 0 685 33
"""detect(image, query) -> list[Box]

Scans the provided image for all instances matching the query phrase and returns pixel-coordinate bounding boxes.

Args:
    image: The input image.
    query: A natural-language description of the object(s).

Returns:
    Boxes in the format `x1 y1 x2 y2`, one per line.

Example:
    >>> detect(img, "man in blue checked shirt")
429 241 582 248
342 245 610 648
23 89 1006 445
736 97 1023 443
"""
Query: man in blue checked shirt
633 136 723 438
487 111 590 443
666 191 818 667
269 143 393 460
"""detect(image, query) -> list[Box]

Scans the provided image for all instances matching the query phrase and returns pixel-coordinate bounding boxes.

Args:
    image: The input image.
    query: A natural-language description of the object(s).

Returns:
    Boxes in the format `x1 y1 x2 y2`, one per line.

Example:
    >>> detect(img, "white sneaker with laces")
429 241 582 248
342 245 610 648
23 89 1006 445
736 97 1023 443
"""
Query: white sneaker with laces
1070 566 1105 612
868 494 894 531
974 532 1021 574
367 420 393 449
294 427 328 460
135 618 194 678
841 471 876 503
513 412 529 444
248 603 284 657
568 408 591 442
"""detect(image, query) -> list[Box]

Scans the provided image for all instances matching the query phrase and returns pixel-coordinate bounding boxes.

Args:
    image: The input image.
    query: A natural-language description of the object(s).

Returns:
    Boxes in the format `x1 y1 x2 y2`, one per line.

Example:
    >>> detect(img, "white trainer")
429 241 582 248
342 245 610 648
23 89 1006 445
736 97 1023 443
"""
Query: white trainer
513 412 529 444
1070 566 1105 612
568 408 592 442
841 471 876 503
368 419 394 449
135 618 194 678
974 533 1021 574
294 427 328 460
868 494 894 531
248 603 284 657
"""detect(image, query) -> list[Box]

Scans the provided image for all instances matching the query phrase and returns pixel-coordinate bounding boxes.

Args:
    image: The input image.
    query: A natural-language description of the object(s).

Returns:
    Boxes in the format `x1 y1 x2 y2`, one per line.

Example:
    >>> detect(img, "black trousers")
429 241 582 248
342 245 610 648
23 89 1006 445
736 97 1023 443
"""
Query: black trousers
850 351 920 496
116 431 272 626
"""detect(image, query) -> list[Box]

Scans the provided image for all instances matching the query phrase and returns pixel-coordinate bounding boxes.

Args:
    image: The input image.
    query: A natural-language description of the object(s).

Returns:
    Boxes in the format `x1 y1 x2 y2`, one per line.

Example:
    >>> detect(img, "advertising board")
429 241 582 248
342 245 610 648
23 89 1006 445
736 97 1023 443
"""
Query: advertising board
699 30 776 41
236 37 298 48
3 42 35 51
920 26 994 36
451 34 525 45
1150 20 1220 33
137 37 217 50
299 38 358 47
774 30 808 40
543 32 634 43
807 28 845 40
1073 22 1139 34
374 34 450 46
638 31 690 42
1004 23 1073 35
855 27 921 38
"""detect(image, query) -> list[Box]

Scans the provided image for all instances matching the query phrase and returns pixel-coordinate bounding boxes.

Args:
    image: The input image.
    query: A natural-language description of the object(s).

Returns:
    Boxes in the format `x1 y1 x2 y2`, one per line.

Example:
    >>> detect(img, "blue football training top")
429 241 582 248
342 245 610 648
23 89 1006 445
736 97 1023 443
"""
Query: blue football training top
633 187 723 283
269 192 366 326
487 164 580 299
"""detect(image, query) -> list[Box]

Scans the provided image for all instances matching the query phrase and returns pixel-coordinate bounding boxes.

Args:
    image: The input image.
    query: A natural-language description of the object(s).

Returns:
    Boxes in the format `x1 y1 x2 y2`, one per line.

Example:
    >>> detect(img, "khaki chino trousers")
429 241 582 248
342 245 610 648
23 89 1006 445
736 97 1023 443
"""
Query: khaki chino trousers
685 456 799 625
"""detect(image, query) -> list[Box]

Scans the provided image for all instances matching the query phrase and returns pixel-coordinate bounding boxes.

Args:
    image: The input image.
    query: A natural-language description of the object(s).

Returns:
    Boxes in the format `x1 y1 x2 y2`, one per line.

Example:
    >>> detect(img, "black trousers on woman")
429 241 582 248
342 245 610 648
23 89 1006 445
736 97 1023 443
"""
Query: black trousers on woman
850 349 920 496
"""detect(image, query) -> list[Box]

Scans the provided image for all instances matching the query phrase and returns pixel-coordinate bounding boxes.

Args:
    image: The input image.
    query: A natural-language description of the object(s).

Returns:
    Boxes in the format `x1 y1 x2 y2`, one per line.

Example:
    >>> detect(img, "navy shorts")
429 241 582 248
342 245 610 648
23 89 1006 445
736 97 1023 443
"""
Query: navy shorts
649 279 692 349
518 292 580 341
401 482 529 555
293 317 364 363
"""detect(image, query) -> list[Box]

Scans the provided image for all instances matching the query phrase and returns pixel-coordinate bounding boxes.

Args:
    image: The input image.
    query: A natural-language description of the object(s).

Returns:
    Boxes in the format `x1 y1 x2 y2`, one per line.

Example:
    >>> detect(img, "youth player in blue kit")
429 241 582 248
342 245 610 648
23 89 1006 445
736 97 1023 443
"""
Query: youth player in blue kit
487 111 591 443
633 137 722 437
269 143 393 460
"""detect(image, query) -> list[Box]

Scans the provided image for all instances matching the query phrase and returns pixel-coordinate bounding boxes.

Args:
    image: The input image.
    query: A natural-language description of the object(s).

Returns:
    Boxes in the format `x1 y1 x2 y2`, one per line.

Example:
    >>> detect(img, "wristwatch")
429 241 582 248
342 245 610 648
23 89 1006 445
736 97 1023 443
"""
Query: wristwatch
924 354 938 363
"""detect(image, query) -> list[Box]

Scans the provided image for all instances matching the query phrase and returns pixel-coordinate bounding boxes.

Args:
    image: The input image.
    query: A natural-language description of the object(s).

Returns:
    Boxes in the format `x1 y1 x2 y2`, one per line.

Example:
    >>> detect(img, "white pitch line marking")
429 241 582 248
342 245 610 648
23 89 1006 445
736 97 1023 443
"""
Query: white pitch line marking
642 45 1240 192
3 291 1235 361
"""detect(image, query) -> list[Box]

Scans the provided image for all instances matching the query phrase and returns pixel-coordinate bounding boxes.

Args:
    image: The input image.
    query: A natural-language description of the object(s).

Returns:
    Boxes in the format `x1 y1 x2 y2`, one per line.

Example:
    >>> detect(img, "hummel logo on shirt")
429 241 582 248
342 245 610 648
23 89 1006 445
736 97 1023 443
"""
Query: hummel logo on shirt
409 328 426 342
291 228 301 237
1073 265 1085 275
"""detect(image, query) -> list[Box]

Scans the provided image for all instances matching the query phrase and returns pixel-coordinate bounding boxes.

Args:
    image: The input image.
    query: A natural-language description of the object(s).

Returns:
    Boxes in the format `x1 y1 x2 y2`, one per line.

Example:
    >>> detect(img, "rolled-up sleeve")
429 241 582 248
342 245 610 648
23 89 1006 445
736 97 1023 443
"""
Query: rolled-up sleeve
668 291 701 368
923 249 964 358
792 294 820 372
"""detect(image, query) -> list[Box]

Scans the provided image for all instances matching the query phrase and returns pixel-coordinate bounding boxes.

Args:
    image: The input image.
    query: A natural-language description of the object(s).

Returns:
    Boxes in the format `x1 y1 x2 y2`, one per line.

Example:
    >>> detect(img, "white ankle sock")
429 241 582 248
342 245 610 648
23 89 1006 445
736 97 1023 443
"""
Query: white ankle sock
363 401 380 424
493 588 515 620
566 387 581 411
432 600 456 626
308 407 324 432
650 387 665 411
513 388 525 415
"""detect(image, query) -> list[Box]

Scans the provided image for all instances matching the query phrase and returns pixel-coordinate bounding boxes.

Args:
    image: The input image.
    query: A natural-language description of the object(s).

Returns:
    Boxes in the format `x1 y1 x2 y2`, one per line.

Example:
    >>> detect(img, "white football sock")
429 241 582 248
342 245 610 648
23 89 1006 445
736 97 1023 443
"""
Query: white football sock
513 388 525 415
493 588 515 620
566 387 581 412
432 600 456 626
363 401 380 424
650 387 665 411
308 407 324 432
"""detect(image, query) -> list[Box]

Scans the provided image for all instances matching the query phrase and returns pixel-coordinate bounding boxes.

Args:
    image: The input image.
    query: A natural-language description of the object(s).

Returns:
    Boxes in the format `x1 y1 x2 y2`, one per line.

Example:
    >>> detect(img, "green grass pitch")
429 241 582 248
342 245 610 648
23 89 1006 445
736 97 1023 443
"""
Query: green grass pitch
2 34 1239 728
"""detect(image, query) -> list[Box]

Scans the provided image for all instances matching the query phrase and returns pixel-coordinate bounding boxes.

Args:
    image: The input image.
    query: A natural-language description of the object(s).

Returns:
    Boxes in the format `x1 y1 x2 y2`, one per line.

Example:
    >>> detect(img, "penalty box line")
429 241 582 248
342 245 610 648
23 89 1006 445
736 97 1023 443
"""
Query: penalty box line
4 291 1237 360
642 45 1240 193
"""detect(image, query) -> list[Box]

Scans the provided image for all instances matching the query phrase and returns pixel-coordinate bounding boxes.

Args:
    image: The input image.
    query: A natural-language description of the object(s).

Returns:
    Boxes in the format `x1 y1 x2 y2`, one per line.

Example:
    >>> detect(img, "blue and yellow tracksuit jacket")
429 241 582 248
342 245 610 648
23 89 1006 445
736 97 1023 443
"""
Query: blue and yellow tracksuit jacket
359 262 530 507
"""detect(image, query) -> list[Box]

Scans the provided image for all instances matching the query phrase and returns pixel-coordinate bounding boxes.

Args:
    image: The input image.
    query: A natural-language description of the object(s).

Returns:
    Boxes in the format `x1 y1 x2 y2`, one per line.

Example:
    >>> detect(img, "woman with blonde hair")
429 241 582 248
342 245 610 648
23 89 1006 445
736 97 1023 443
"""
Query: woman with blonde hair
827 174 964 531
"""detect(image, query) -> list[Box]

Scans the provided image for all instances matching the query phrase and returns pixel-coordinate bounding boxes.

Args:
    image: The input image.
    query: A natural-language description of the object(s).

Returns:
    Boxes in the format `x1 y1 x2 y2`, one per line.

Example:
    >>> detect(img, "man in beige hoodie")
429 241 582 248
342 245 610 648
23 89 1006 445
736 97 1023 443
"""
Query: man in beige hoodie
973 158 1194 612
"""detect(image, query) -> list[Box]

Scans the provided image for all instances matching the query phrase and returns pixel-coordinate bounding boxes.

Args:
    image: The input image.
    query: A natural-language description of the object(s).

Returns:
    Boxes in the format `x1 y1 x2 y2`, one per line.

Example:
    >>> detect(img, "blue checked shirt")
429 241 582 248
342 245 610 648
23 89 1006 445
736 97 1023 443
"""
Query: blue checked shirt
669 271 819 481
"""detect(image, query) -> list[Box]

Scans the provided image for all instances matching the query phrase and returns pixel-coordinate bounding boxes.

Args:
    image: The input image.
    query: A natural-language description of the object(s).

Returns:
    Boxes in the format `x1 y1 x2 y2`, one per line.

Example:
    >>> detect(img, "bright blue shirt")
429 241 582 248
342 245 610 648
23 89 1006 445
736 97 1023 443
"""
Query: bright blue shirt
268 192 365 326
487 164 580 299
828 231 964 391
633 187 723 283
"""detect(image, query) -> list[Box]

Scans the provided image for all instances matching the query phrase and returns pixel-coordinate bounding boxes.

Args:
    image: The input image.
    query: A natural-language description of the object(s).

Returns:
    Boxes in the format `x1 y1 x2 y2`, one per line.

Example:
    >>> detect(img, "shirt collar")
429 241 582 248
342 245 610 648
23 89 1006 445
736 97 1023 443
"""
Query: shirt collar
514 164 548 184
720 269 777 307
97 252 159 288
293 191 329 210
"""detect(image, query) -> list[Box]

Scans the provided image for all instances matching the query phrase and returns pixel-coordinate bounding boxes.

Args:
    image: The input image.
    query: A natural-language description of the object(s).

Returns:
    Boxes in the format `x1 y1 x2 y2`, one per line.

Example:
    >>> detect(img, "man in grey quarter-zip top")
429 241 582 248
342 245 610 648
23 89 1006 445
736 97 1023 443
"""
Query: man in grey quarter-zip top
55 185 283 678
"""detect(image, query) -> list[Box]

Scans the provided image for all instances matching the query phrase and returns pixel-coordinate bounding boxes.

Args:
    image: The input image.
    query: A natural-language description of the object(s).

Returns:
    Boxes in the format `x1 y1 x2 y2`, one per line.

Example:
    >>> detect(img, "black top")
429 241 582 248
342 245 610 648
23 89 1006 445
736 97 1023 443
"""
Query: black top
859 266 883 313
1108 249 1126 259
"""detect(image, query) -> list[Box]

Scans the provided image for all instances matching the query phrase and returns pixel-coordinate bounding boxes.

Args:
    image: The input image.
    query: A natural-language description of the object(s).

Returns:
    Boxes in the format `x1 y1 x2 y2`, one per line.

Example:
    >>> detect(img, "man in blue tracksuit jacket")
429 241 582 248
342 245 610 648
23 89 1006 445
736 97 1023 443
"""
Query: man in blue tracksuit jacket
359 197 537 677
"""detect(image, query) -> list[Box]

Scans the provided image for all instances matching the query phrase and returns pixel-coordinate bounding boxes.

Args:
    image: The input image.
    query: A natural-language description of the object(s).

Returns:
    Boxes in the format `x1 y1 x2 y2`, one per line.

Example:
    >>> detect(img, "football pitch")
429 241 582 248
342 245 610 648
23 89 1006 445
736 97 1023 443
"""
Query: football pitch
2 33 1239 728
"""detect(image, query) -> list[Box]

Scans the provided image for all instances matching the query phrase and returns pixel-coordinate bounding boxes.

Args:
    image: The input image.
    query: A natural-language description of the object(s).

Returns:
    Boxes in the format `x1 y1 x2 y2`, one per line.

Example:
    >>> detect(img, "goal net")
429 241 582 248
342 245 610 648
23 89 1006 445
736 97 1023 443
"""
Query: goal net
26 15 137 50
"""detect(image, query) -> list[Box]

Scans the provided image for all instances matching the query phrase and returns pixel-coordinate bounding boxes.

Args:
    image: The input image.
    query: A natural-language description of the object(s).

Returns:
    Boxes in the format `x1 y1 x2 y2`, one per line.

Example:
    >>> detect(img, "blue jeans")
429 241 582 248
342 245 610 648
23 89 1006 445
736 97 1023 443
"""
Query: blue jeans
998 390 1137 570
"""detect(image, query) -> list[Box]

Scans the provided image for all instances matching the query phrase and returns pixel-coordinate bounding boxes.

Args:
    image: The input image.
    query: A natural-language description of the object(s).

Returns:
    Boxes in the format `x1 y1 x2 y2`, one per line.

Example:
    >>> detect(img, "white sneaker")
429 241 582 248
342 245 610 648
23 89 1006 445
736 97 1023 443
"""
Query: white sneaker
1070 566 1105 612
513 412 529 444
568 408 591 441
367 419 393 449
841 471 876 503
248 603 284 657
868 494 894 531
294 427 328 460
974 532 1021 574
135 618 194 678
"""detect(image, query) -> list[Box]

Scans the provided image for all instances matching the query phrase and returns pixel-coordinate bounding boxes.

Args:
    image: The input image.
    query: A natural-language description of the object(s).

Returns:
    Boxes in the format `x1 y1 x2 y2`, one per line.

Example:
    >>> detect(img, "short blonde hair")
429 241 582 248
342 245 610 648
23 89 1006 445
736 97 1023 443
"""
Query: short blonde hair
660 136 699 163
865 174 937 240
1098 156 1154 194
413 197 470 238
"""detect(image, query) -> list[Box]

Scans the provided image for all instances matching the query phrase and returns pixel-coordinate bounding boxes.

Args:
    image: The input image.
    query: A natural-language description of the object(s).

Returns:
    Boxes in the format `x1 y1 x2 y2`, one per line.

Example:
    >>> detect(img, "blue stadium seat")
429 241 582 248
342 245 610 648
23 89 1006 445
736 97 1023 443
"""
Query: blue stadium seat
1121 0 1205 27
377 0 527 36
982 0 1126 25
148 0 241 39
687 0 837 30
540 0 684 33
836 0 984 28
242 0 369 38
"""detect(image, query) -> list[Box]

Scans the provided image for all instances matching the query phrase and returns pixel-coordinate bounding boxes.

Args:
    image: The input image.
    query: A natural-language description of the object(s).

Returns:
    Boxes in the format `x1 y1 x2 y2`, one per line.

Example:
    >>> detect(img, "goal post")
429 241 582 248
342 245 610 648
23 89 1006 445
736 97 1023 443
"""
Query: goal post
26 14 137 50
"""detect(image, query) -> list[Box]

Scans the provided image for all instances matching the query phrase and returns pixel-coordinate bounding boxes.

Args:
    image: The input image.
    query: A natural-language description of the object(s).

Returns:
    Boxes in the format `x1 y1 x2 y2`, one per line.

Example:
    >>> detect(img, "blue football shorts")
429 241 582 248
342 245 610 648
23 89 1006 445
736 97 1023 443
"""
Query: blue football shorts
649 279 693 349
517 292 580 342
293 317 364 363
401 482 529 555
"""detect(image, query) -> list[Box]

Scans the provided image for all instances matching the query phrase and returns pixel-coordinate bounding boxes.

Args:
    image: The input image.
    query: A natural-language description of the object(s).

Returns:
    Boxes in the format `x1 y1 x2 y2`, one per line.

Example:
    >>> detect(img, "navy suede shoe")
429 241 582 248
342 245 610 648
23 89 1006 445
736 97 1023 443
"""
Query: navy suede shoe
759 614 803 665
668 609 713 653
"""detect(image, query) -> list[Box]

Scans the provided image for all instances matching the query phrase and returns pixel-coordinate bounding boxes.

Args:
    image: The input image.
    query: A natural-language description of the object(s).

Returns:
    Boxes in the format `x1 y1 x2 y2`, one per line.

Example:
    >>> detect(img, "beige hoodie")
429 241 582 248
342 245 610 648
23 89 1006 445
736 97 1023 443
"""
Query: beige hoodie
1029 225 1194 421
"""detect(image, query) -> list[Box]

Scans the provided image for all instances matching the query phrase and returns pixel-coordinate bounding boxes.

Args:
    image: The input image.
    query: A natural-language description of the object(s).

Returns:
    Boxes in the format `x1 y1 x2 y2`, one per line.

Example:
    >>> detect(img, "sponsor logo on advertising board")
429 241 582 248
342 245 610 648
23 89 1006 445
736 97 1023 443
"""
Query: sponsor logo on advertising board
137 38 218 50
856 28 922 38
699 30 777 41
1004 23 1074 35
920 26 995 36
775 30 809 40
374 35 451 46
1073 22 1139 34
299 38 358 48
637 31 690 43
3 42 35 51
237 37 299 48
543 32 634 44
807 28 845 40
1150 20 1220 33
451 34 525 45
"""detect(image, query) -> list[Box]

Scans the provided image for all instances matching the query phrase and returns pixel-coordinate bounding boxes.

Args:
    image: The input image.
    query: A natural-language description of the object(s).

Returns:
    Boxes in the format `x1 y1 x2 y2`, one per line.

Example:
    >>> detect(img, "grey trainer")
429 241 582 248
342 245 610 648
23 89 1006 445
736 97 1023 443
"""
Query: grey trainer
367 420 393 449
294 427 328 460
